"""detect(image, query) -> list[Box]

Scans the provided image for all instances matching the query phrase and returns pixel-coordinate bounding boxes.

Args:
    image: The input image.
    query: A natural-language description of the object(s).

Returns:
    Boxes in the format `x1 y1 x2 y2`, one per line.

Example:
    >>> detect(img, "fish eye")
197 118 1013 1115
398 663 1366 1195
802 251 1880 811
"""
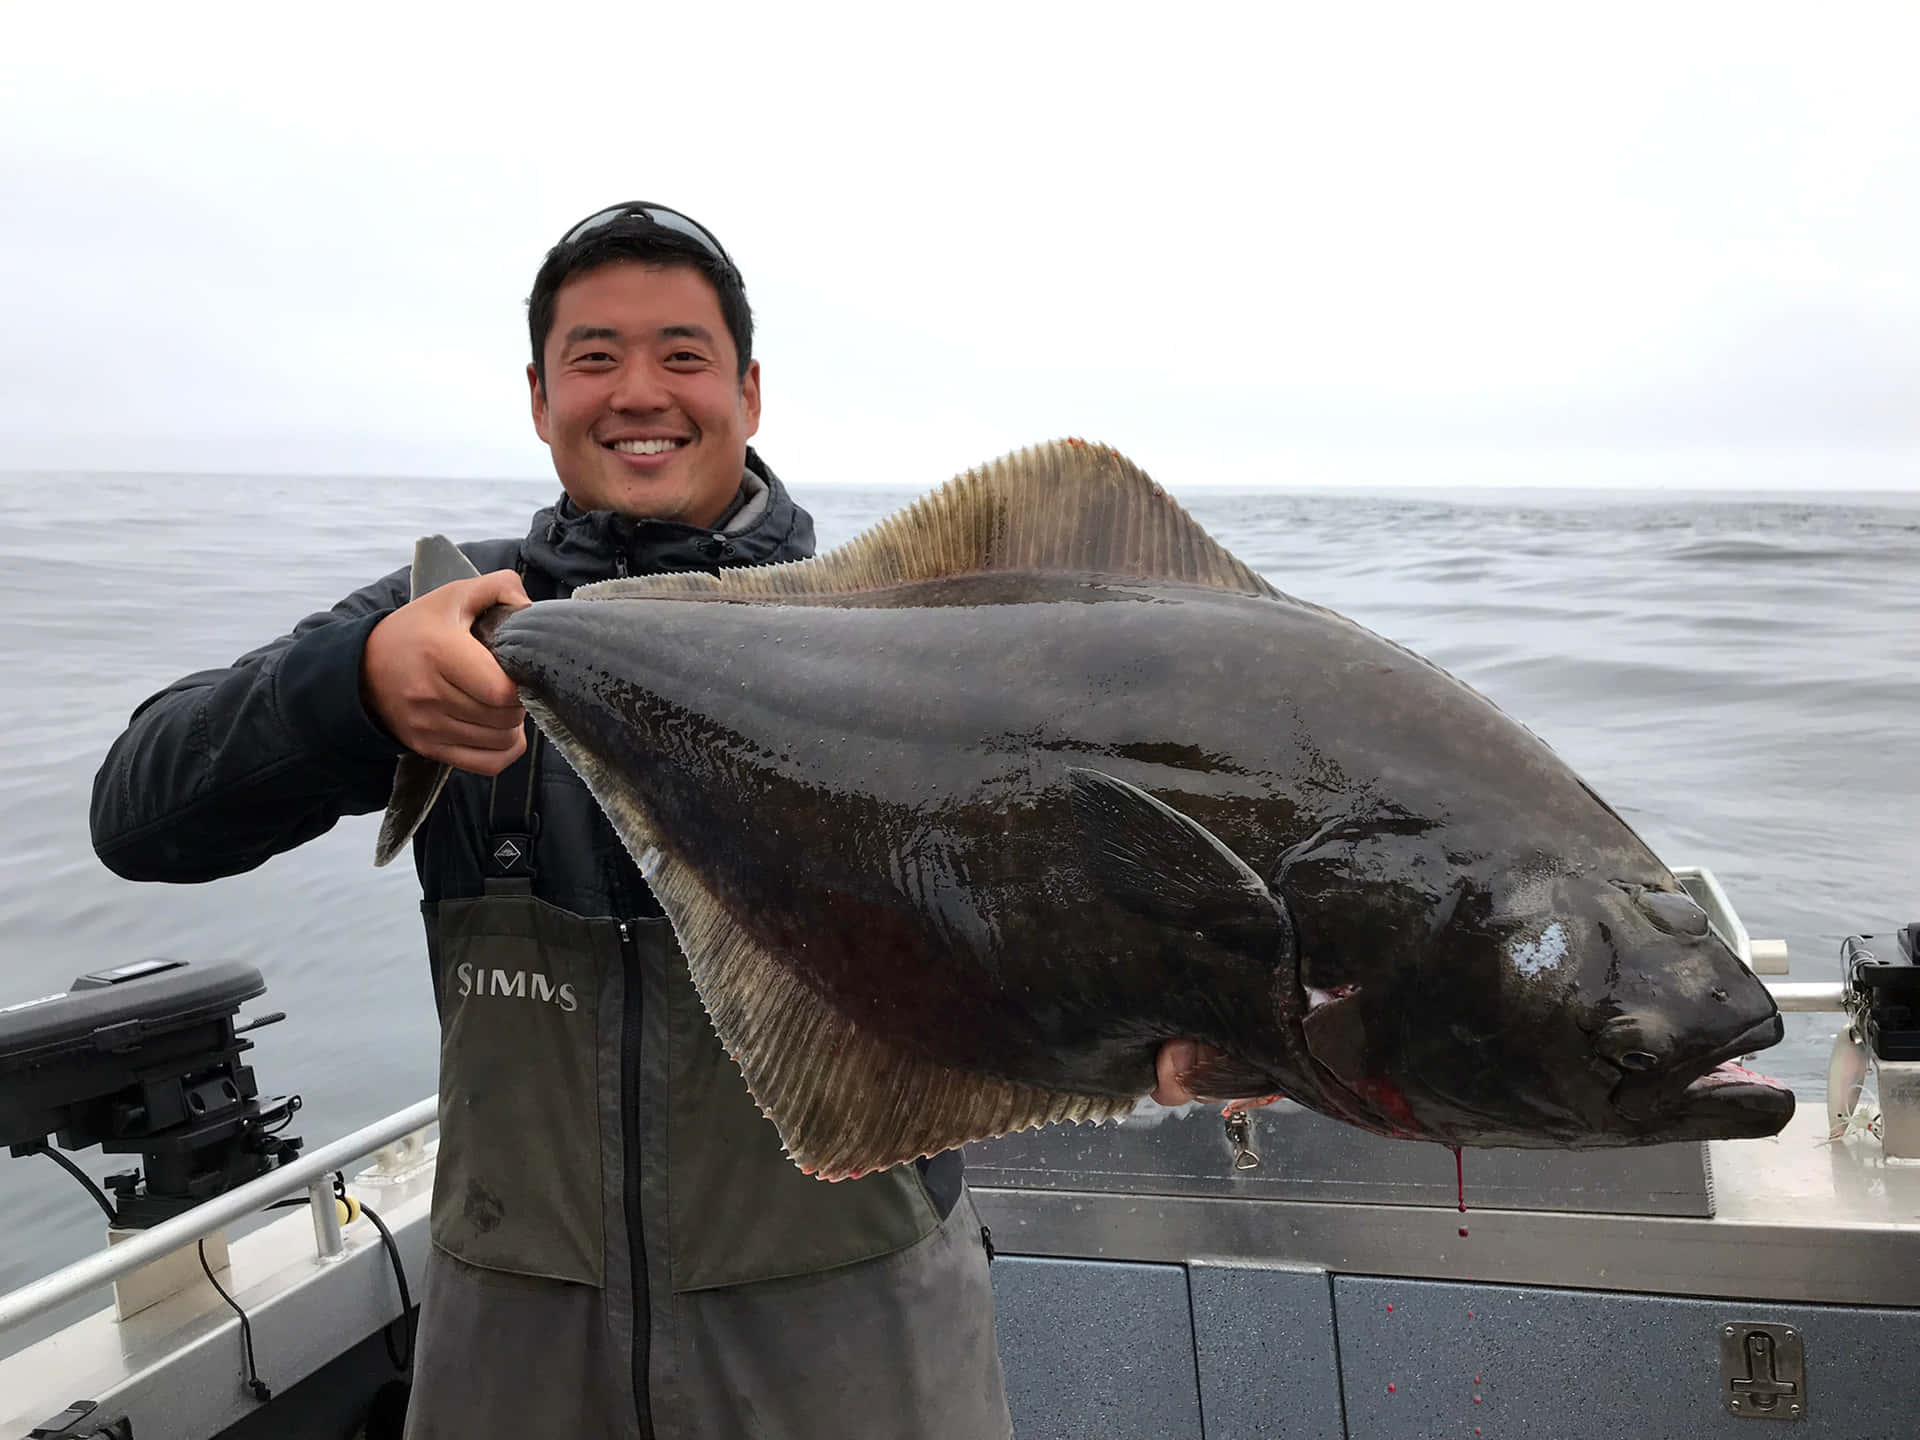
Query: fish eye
1636 889 1710 938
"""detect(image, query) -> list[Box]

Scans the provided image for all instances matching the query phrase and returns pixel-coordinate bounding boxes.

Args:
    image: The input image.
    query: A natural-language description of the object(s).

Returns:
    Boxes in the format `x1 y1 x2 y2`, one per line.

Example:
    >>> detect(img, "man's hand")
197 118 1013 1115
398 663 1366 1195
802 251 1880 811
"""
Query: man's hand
362 570 532 774
1153 1038 1211 1106
1153 1039 1284 1111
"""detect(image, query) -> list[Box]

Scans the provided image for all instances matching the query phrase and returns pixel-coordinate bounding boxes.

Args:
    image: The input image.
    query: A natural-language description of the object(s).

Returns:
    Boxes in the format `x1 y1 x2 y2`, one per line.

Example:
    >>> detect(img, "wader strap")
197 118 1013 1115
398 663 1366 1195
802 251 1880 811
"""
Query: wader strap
483 724 540 893
484 562 554 896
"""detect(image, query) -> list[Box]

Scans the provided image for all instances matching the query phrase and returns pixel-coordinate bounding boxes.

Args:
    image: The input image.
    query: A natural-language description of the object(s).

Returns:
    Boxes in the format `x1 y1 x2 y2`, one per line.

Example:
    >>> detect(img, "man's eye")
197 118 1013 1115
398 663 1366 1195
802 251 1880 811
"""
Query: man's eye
666 350 706 365
572 351 615 365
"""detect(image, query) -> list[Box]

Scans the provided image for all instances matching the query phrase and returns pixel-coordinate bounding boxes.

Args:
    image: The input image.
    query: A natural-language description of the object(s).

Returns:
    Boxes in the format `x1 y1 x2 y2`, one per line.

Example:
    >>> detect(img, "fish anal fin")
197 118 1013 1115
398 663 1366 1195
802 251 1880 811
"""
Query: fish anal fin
572 440 1278 605
372 535 482 866
706 921 1138 1179
1068 767 1289 956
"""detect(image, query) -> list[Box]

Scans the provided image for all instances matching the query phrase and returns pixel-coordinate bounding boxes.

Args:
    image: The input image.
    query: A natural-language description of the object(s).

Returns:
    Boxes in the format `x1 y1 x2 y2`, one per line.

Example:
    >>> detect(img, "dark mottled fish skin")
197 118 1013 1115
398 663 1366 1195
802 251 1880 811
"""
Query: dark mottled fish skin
380 445 1794 1176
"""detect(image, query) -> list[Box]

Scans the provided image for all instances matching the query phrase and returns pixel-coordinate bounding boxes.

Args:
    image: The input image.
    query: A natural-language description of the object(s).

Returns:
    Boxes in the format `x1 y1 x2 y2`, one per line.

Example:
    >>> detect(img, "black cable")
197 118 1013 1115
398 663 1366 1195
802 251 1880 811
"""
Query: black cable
264 1177 412 1369
29 1142 409 1401
333 1170 414 1371
199 1238 272 1402
27 1144 119 1224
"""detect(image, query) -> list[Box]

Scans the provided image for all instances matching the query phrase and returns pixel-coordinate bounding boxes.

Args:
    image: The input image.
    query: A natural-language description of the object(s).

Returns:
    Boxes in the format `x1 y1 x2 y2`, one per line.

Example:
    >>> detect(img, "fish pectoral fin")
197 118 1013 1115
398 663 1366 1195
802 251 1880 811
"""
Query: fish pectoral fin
1068 768 1291 957
373 535 481 867
1302 989 1371 1090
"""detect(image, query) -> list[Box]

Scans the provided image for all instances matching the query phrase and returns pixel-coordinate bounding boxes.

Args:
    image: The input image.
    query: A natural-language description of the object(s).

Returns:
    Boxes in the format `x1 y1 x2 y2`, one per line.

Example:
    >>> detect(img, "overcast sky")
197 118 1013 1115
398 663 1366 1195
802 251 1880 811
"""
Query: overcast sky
3 3 1915 490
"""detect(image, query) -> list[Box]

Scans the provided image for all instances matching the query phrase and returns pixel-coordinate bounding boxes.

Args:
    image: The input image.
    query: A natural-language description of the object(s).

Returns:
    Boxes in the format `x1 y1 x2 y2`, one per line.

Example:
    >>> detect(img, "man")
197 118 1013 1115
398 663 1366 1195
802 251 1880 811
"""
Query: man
90 203 1014 1439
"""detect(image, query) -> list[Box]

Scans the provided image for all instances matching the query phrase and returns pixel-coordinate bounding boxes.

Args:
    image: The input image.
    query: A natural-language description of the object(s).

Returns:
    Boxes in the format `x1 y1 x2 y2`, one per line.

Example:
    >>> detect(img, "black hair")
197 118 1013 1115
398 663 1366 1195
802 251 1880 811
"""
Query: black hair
526 216 754 389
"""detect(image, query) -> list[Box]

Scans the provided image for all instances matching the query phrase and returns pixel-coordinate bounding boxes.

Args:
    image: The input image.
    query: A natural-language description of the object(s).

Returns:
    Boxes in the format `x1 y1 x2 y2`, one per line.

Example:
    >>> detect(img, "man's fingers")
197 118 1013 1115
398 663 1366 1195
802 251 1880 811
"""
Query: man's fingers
426 714 528 754
437 662 525 722
435 729 528 776
456 569 532 624
438 634 525 713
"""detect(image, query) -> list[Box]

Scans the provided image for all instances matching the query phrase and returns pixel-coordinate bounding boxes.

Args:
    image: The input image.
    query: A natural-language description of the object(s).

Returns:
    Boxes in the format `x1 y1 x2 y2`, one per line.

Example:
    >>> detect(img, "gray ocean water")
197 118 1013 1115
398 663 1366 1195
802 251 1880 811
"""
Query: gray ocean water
2 472 1916 1309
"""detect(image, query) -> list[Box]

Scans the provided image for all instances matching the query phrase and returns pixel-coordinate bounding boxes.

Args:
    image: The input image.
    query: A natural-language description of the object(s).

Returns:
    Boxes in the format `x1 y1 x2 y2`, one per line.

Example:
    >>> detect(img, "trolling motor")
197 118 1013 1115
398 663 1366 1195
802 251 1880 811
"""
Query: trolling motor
1828 924 1920 1158
0 959 301 1227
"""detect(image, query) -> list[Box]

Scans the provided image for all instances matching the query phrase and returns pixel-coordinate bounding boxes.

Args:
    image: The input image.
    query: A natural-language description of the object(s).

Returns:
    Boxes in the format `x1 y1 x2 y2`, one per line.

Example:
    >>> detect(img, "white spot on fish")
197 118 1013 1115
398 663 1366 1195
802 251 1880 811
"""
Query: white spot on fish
1509 921 1568 977
636 844 663 880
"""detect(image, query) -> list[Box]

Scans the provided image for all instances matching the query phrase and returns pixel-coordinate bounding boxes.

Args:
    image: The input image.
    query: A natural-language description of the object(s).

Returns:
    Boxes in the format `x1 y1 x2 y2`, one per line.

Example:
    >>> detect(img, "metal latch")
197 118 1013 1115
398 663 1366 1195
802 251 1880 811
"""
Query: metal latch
1222 1109 1260 1170
1719 1323 1806 1420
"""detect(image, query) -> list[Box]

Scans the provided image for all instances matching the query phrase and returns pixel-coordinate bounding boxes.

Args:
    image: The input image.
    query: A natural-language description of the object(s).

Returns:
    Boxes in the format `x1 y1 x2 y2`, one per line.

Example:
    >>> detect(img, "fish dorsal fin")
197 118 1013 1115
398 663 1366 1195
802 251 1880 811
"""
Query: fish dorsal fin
574 440 1279 602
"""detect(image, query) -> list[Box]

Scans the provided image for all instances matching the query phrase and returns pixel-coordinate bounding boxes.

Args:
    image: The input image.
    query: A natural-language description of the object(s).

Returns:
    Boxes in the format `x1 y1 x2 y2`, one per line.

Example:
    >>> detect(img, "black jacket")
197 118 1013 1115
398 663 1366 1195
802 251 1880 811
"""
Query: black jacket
90 449 816 907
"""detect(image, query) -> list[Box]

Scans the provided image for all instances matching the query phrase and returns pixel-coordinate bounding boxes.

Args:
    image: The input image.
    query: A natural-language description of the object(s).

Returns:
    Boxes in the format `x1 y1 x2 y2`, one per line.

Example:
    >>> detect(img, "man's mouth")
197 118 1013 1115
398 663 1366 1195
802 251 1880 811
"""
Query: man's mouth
606 437 690 455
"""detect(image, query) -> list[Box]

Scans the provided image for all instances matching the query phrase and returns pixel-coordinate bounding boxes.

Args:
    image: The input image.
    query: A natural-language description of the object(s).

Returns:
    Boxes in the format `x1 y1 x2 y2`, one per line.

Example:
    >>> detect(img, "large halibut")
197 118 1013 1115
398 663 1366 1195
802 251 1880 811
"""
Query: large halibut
382 441 1793 1179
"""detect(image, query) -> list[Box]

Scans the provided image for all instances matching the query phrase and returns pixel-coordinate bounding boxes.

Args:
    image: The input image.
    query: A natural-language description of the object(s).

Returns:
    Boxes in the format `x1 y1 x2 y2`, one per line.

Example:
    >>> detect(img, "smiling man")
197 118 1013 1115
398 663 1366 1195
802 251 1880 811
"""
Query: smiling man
92 203 1013 1439
531 261 761 525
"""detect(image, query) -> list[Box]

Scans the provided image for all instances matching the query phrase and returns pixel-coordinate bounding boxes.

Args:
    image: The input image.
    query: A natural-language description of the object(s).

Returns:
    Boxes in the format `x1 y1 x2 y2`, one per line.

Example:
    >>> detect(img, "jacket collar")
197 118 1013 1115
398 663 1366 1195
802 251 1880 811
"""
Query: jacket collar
522 447 816 593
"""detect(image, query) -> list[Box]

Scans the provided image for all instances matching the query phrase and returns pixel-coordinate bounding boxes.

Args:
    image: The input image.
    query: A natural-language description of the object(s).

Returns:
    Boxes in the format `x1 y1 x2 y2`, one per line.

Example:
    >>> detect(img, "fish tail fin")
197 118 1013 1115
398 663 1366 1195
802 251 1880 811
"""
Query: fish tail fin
375 756 453 866
373 536 481 867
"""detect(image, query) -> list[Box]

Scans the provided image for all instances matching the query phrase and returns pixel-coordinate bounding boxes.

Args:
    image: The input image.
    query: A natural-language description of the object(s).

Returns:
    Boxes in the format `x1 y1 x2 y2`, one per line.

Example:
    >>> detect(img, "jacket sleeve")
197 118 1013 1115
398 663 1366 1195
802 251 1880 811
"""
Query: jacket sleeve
90 566 416 882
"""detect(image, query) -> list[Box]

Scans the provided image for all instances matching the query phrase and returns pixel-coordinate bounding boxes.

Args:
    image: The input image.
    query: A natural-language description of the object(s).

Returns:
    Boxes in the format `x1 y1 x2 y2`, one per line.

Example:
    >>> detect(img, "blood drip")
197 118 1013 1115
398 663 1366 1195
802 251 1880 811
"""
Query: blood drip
1386 1384 1396 1393
1458 1226 1469 1236
1473 1395 1483 1404
1454 1145 1466 1211
1386 1303 1394 1312
1475 1375 1482 1384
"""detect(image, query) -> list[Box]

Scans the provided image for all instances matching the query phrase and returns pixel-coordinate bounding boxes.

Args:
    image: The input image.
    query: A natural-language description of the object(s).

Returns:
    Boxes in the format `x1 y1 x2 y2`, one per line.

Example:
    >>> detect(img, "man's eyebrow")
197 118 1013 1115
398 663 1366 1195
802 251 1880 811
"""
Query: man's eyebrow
560 323 716 347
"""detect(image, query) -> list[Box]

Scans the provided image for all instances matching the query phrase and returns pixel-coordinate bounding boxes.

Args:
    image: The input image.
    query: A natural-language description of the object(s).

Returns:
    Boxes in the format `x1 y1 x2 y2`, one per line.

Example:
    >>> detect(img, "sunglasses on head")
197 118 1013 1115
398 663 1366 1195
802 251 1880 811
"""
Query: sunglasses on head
557 202 736 271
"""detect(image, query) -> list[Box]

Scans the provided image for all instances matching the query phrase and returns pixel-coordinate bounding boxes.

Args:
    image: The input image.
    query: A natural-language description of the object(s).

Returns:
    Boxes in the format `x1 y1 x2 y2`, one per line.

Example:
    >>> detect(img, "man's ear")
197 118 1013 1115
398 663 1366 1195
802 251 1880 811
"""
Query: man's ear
742 358 761 439
528 363 550 445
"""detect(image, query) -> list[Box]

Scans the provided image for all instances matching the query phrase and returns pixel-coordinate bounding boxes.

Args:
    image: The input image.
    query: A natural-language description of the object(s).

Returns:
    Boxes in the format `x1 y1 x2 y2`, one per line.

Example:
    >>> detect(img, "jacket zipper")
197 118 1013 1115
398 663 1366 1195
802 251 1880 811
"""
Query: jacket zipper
620 919 653 1440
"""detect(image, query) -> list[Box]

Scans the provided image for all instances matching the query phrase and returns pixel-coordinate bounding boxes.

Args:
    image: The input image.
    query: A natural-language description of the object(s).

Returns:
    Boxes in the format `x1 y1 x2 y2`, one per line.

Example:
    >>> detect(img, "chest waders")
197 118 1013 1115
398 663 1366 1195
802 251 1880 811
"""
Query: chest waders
414 723 947 1438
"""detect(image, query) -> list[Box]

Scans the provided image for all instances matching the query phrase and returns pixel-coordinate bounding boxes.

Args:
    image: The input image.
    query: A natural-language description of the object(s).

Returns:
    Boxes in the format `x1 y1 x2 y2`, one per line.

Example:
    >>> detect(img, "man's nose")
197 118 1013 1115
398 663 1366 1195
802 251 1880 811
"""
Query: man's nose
608 359 671 412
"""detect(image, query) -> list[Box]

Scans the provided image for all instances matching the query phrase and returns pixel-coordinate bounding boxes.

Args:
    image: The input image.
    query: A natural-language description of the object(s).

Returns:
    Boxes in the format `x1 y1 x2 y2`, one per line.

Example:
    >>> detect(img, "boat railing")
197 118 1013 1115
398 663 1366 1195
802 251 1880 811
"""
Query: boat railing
0 1095 437 1338
0 963 1867 1340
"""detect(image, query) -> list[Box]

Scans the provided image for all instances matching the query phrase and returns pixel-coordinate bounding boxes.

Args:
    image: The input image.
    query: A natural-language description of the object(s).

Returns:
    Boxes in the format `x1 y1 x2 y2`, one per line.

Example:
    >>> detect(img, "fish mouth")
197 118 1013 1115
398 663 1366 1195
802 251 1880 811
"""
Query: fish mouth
1611 1014 1794 1137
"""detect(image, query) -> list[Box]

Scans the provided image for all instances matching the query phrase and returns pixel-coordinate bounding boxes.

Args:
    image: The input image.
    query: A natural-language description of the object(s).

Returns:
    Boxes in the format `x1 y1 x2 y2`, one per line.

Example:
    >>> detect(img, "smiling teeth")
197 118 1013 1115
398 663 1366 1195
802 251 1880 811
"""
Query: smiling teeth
612 438 686 454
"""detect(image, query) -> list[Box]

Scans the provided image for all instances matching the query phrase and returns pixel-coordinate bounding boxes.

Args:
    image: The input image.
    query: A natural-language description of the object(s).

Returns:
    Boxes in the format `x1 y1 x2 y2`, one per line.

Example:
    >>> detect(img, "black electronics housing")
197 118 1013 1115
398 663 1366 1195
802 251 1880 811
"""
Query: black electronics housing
1843 927 1920 1063
0 959 300 1226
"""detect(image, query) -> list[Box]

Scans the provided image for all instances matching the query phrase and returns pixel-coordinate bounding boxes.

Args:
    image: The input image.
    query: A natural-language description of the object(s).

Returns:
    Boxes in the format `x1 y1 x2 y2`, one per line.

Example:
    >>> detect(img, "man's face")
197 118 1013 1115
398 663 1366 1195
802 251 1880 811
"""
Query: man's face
530 261 761 527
